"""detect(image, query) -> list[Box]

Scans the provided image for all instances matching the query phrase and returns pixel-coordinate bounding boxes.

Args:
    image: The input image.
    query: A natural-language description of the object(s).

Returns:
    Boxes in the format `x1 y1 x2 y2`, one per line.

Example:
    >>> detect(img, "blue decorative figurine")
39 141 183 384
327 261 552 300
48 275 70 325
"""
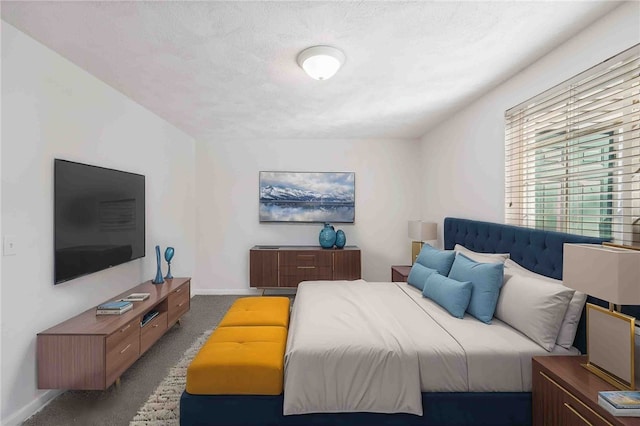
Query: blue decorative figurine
319 223 336 249
164 247 175 280
335 229 346 249
152 245 164 284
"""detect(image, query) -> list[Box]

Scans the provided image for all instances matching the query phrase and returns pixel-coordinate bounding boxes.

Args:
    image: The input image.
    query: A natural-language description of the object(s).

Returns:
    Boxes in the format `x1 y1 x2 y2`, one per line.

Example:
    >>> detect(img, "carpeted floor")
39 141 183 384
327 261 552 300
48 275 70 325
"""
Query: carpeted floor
23 295 240 426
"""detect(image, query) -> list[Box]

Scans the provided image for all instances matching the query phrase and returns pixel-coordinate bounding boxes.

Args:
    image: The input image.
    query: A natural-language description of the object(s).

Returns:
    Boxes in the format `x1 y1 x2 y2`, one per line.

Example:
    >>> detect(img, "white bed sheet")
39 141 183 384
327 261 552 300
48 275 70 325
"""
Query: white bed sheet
284 280 578 415
395 282 578 392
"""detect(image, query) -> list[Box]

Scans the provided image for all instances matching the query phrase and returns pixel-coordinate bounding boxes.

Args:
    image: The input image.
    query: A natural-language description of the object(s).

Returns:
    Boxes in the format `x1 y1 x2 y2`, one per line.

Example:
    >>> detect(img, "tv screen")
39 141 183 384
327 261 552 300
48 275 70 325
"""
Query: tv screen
259 171 355 223
54 159 145 284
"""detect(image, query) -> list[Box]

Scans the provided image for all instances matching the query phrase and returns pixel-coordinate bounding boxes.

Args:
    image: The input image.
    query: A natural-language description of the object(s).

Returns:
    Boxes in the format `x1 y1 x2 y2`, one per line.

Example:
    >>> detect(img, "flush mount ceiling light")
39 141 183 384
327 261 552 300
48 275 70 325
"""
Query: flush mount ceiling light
297 45 345 80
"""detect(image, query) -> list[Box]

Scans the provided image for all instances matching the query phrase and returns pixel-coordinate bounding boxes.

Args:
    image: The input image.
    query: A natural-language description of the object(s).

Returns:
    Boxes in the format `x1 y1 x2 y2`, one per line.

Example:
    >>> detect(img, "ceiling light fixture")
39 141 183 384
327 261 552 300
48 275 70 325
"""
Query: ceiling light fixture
297 45 345 81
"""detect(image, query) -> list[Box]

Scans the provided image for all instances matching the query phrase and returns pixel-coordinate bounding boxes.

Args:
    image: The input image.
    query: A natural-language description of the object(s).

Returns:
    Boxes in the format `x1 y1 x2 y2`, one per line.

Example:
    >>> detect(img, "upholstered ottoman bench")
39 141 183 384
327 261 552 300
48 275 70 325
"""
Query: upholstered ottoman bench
218 296 290 328
186 325 287 395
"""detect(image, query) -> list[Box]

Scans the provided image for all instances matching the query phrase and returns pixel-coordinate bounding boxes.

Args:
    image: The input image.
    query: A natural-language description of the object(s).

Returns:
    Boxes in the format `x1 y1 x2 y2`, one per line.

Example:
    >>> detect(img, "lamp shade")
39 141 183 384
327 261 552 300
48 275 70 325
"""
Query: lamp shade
408 221 437 242
563 243 640 305
297 46 345 80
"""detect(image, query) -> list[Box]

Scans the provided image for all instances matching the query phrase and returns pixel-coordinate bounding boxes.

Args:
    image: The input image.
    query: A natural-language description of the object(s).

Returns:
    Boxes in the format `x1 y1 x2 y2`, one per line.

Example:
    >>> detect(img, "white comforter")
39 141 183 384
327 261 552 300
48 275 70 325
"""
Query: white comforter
283 280 466 415
283 280 577 416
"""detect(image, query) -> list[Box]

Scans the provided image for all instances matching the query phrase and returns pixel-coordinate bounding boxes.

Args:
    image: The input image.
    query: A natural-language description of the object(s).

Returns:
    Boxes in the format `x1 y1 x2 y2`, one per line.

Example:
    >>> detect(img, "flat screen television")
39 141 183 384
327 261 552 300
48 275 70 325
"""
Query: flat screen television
54 159 145 284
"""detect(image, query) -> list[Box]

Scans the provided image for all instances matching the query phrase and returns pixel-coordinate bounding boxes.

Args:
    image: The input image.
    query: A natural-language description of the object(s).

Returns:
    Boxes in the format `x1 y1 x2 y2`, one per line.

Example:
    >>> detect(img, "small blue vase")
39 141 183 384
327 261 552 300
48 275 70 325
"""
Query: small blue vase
335 230 346 249
152 245 164 284
164 247 175 280
319 223 336 249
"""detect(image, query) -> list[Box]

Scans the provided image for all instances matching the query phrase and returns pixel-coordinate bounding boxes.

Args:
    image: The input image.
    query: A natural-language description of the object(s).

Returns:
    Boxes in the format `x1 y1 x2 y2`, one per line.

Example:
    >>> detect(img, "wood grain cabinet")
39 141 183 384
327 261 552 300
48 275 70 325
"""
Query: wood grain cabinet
37 277 190 390
250 246 361 288
532 356 640 426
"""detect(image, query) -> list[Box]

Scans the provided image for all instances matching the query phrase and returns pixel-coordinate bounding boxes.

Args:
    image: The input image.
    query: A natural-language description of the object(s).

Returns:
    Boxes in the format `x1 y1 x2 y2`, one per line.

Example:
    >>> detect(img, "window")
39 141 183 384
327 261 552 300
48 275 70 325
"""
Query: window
505 45 640 245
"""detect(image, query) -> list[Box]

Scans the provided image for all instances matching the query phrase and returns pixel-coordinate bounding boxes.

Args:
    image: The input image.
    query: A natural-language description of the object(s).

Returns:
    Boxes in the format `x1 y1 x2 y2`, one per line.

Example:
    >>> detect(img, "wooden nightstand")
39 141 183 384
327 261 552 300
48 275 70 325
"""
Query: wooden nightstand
533 356 640 426
391 265 412 282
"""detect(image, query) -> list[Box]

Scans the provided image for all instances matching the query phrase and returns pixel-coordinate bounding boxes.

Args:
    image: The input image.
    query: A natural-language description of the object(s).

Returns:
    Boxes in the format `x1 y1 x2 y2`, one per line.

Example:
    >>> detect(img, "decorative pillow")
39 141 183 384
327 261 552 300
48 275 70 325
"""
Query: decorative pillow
454 244 510 264
415 244 456 276
407 263 438 291
504 259 586 349
448 253 504 324
422 274 472 319
495 272 575 351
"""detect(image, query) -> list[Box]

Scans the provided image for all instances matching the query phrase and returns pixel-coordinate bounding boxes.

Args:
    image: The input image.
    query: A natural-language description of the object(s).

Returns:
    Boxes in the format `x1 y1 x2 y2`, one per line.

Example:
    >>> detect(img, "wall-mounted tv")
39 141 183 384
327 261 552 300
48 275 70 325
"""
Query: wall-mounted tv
259 171 355 223
54 159 145 284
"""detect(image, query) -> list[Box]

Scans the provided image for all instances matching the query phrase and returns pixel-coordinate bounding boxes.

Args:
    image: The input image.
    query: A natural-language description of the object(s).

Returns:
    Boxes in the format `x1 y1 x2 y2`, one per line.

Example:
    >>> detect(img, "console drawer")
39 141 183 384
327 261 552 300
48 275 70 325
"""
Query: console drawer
105 319 140 386
140 311 168 355
167 282 190 326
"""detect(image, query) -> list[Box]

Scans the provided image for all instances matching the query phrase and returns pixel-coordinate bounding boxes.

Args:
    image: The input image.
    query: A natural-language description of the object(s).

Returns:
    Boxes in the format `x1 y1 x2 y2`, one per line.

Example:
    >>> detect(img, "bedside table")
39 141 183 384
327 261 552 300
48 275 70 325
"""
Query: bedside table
532 356 640 426
391 265 412 282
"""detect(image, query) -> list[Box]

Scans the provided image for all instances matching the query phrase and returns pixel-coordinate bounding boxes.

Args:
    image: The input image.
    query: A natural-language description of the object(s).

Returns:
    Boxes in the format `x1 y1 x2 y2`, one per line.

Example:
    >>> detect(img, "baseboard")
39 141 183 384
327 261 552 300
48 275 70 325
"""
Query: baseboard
2 389 64 426
193 288 264 296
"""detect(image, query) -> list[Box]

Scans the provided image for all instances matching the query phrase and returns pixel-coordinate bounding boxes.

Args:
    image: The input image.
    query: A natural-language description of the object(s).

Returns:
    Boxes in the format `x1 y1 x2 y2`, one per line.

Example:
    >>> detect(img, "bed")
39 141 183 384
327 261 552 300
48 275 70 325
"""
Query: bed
180 217 619 426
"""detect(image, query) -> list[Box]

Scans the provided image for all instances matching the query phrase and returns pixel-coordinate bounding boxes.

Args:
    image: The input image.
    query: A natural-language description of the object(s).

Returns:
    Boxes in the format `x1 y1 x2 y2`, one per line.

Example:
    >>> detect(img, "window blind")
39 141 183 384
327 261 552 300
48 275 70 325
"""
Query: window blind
505 44 640 246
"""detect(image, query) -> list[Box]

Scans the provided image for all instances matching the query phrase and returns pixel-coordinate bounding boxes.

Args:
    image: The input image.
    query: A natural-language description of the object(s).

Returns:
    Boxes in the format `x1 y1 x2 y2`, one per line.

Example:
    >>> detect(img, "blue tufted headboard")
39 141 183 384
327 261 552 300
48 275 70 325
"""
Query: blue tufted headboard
443 217 610 353
443 217 606 280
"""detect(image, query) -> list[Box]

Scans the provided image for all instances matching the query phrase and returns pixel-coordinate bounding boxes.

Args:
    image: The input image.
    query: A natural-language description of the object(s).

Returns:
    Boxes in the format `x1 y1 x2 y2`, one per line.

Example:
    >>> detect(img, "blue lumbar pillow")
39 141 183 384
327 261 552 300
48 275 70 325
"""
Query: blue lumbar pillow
415 244 456 276
448 253 504 323
422 274 472 319
407 263 439 291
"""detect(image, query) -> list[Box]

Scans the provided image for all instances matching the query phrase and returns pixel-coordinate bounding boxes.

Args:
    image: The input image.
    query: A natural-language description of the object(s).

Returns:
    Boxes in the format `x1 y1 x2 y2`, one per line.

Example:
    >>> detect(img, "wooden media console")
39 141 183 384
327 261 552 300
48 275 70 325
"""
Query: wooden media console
37 277 191 390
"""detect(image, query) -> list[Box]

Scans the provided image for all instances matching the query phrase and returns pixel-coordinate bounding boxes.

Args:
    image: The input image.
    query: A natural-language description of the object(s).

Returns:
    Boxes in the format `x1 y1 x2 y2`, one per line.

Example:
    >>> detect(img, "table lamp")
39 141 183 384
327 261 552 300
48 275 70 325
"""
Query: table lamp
563 243 640 390
408 221 437 264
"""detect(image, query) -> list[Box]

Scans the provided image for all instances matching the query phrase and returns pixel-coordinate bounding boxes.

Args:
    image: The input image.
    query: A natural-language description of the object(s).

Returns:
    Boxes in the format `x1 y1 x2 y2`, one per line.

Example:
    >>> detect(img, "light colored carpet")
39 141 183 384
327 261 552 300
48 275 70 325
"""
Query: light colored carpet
129 327 214 426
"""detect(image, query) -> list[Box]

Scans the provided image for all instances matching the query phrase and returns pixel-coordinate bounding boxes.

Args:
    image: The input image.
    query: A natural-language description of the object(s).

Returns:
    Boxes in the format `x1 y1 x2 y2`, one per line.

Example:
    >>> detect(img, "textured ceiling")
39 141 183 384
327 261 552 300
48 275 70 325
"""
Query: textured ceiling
1 1 623 140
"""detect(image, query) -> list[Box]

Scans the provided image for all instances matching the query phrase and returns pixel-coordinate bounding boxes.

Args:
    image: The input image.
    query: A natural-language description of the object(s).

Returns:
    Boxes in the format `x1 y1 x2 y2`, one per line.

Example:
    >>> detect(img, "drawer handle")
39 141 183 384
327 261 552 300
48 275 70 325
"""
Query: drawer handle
120 344 131 354
178 302 185 307
297 266 316 269
120 324 131 333
564 403 593 426
153 324 159 328
175 288 182 293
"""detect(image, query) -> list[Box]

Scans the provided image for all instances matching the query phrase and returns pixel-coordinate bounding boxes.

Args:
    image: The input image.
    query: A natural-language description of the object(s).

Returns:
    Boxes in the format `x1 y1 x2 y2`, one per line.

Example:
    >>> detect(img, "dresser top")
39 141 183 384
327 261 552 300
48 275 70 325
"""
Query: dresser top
251 245 359 251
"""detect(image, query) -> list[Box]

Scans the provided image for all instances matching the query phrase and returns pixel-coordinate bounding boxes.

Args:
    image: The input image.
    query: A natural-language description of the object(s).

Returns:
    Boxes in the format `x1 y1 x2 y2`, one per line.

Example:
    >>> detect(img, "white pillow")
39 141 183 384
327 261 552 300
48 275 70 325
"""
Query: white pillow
454 244 510 264
504 259 587 349
495 273 574 351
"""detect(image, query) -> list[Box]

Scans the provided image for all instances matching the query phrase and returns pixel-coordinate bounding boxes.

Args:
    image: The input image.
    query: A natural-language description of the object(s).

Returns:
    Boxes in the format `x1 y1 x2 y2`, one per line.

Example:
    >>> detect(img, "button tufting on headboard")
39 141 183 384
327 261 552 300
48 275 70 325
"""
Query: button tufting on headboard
443 218 606 281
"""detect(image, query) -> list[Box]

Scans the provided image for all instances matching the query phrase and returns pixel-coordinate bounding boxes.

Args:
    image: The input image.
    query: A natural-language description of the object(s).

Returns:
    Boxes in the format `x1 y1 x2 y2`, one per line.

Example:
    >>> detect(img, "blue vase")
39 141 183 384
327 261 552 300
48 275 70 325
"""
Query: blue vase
164 247 175 280
335 230 346 249
319 223 336 249
152 245 164 284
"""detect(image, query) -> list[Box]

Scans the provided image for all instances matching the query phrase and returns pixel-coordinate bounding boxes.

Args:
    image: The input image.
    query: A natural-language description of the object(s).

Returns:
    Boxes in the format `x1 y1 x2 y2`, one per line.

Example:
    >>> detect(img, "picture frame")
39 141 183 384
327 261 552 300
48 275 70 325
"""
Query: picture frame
259 171 355 223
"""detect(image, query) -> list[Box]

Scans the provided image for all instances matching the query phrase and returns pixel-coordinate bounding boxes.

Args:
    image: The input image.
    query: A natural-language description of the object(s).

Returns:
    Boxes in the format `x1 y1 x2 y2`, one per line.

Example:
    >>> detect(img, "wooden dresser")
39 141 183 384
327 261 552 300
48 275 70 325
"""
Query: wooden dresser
533 356 640 426
250 246 361 288
37 277 190 390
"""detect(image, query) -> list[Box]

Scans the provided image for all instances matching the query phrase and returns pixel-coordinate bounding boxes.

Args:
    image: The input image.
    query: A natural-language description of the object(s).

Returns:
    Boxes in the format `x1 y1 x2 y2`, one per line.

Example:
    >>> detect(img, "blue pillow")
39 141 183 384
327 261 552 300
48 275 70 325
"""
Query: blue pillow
415 244 456 276
422 274 472 318
448 253 504 323
407 263 438 291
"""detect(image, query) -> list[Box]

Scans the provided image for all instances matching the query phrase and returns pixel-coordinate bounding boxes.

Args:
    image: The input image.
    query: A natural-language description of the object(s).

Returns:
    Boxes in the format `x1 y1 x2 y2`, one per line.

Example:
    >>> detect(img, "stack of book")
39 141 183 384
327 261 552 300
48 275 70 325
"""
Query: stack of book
598 390 640 417
96 300 133 316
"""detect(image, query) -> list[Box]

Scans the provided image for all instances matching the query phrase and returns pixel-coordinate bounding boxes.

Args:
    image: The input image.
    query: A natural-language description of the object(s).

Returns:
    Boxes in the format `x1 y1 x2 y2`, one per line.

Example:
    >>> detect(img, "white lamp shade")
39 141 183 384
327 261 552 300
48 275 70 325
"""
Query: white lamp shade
297 46 345 80
563 243 640 305
408 221 437 242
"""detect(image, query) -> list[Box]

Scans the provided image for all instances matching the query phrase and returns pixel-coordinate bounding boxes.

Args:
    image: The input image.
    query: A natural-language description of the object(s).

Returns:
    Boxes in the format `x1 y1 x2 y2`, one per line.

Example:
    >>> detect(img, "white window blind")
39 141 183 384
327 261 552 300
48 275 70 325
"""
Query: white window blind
505 45 640 246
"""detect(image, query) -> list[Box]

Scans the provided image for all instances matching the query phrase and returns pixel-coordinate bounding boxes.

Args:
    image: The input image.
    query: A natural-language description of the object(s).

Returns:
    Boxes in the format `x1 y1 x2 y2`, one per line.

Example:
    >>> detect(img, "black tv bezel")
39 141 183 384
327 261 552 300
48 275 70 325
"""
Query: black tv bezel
54 159 146 284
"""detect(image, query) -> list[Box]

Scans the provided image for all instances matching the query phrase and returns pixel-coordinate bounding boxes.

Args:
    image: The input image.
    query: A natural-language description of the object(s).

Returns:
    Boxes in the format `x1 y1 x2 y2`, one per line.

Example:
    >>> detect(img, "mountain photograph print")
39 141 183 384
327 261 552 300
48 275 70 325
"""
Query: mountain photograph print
259 171 355 223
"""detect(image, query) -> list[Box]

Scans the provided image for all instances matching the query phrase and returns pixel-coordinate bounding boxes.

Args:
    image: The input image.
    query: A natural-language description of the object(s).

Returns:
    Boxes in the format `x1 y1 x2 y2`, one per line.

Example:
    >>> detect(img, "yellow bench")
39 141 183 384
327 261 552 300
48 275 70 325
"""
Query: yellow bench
186 297 290 395
218 296 290 328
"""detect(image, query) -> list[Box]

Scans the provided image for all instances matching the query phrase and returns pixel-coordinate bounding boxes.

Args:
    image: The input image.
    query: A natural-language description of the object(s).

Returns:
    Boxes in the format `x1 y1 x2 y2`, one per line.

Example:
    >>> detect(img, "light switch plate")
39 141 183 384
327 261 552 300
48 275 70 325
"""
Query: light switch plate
3 235 17 256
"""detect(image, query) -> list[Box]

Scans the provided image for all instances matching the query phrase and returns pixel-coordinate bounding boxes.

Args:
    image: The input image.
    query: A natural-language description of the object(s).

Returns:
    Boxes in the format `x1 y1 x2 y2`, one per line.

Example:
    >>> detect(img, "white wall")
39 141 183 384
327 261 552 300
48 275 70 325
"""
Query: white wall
195 138 421 292
419 1 640 239
1 23 196 425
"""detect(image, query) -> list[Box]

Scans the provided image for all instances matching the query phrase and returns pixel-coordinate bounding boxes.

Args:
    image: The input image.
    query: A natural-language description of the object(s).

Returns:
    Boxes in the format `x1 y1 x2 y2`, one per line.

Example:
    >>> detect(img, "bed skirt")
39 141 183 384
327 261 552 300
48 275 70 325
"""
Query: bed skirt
179 391 531 426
